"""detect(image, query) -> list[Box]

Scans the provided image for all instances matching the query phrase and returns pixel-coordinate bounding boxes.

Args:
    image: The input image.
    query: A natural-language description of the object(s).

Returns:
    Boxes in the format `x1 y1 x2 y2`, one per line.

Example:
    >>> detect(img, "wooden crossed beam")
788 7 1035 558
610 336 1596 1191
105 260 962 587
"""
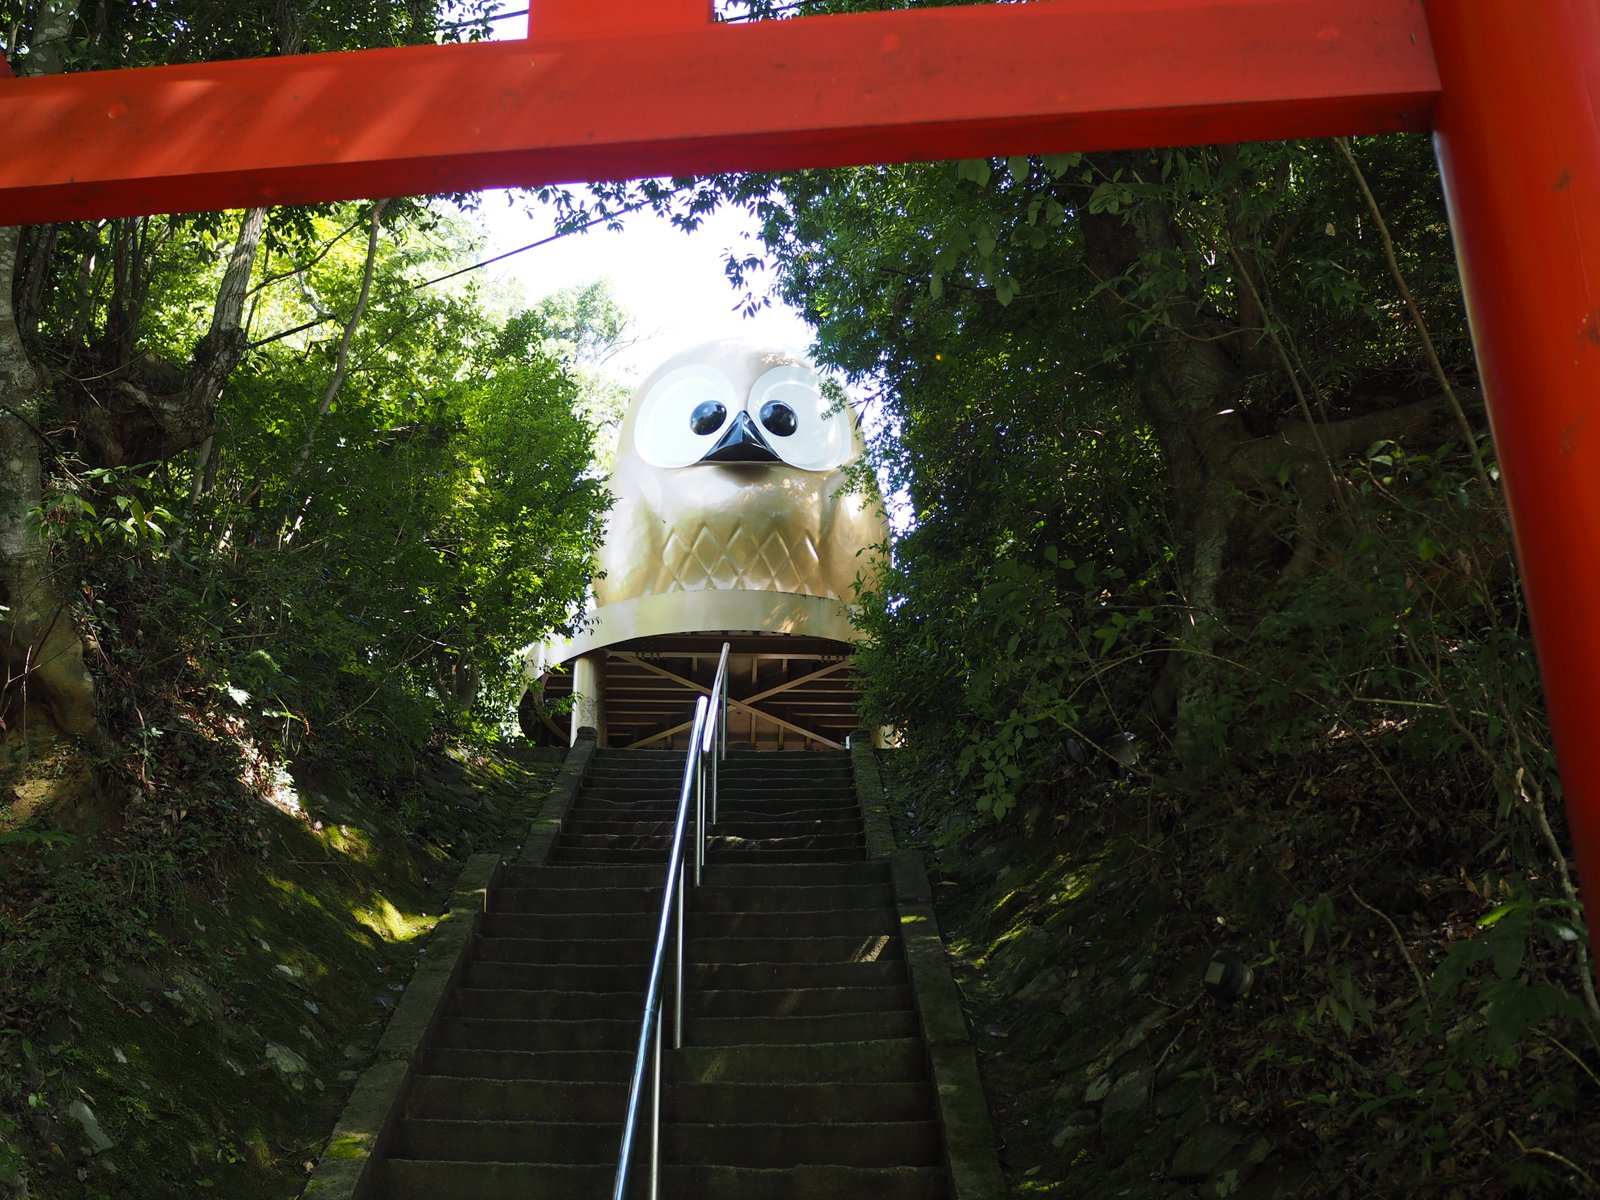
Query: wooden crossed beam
609 653 850 750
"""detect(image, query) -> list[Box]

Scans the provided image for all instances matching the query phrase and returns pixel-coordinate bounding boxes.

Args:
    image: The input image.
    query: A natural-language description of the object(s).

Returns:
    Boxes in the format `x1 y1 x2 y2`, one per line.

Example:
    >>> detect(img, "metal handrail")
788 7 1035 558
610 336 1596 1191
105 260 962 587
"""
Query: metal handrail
612 642 730 1200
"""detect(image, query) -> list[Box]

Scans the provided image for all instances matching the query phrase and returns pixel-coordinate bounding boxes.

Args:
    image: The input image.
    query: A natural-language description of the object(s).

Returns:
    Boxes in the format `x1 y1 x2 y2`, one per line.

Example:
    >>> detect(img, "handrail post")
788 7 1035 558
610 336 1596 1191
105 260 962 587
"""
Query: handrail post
673 859 684 1050
650 1010 662 1200
710 723 719 826
694 763 704 885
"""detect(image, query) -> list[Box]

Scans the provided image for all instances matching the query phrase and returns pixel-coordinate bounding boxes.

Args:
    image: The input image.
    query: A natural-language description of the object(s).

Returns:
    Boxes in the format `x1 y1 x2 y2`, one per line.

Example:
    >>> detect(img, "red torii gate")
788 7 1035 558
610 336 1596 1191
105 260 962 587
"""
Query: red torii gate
4 0 1600 954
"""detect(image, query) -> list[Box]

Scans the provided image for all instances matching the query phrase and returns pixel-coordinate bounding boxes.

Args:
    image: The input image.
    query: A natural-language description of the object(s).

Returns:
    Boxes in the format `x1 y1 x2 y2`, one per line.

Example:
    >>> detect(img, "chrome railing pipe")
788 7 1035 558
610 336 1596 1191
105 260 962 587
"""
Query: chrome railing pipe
612 695 708 1200
613 641 732 1200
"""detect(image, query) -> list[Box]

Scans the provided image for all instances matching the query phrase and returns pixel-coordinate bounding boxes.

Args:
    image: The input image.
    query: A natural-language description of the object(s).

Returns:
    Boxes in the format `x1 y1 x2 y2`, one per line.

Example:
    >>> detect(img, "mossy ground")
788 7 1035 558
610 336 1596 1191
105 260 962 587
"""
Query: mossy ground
897 747 1600 1199
0 732 559 1200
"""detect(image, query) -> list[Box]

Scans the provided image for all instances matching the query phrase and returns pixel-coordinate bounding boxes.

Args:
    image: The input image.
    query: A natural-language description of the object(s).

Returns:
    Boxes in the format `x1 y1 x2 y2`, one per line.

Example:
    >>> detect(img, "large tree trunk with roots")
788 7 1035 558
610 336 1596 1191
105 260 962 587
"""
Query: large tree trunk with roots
1077 169 1444 760
0 228 96 734
0 0 96 734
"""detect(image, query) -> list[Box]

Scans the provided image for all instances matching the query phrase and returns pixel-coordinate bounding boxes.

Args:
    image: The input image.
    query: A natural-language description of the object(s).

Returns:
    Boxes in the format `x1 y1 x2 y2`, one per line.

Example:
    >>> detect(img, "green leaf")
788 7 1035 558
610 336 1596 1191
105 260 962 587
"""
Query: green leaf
1477 903 1516 928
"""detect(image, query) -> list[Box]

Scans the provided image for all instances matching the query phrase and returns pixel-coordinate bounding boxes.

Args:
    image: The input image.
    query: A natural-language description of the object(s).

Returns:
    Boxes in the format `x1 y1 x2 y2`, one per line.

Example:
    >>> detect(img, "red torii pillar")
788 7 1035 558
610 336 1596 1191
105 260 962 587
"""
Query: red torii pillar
3 0 1600 961
1425 0 1600 932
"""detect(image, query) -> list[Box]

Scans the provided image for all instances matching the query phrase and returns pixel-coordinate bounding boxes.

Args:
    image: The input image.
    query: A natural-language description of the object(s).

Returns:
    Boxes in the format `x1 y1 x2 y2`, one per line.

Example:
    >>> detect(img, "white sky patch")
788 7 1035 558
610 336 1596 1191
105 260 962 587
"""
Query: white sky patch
459 1 814 378
474 191 814 383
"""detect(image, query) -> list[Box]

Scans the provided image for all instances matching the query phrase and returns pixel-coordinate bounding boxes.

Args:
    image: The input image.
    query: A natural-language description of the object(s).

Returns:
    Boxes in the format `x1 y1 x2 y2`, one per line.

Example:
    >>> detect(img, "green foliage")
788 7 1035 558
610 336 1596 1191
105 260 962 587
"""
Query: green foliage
118 207 612 768
22 195 609 771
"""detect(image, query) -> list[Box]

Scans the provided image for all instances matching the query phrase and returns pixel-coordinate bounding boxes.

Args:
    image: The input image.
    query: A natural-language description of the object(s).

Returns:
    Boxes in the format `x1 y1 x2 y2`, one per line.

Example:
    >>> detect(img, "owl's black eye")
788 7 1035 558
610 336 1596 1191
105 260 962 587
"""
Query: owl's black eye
759 400 798 437
690 401 727 435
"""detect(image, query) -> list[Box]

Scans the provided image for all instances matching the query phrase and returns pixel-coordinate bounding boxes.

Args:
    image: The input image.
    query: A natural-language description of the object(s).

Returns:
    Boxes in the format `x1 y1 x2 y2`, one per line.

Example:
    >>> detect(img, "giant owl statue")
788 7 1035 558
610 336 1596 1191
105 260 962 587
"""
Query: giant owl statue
594 340 884 611
523 341 886 746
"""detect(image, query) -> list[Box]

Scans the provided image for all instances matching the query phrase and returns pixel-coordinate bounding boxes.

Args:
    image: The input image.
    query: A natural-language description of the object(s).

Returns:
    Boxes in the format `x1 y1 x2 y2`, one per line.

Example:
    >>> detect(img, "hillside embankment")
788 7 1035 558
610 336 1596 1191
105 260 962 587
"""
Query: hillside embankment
1 732 558 1200
898 747 1600 1199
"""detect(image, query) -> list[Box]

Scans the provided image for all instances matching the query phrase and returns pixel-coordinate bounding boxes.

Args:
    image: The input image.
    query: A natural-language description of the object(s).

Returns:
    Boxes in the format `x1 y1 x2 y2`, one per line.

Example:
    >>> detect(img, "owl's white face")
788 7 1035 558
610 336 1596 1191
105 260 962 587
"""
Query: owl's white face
626 349 852 471
594 341 884 609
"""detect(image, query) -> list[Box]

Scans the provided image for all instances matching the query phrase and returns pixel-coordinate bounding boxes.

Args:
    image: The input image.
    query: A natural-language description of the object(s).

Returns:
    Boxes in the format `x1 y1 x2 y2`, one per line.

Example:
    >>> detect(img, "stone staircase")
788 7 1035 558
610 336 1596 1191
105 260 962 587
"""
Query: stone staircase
552 749 868 864
360 749 956 1199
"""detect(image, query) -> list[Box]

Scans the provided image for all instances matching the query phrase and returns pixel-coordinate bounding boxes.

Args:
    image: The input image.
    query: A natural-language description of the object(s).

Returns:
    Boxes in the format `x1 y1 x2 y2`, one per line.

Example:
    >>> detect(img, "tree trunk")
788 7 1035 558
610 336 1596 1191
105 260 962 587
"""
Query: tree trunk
0 225 95 733
281 199 389 545
190 206 267 497
0 0 96 734
1076 157 1453 761
1078 175 1248 749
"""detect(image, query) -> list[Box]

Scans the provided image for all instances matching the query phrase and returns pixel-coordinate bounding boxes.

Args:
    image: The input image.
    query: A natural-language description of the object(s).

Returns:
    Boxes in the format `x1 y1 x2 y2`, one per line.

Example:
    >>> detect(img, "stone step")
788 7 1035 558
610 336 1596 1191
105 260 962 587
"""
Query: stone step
459 961 652 992
447 983 916 1023
433 1016 635 1053
479 906 898 942
669 1080 937 1125
694 882 895 912
469 931 899 969
686 1008 919 1045
694 1117 941 1166
562 809 864 830
471 936 651 966
379 1160 947 1200
419 1046 634 1082
407 1076 626 1123
721 762 853 778
553 826 866 851
587 754 850 772
550 845 866 866
446 987 646 1022
431 1008 916 1054
570 793 858 812
497 861 666 885
406 1076 936 1125
553 833 867 853
393 1117 942 1169
497 861 890 891
553 832 866 856
689 984 916 1020
491 884 666 915
685 933 904 966
392 1118 618 1165
460 958 907 993
676 1038 928 1085
700 862 888 887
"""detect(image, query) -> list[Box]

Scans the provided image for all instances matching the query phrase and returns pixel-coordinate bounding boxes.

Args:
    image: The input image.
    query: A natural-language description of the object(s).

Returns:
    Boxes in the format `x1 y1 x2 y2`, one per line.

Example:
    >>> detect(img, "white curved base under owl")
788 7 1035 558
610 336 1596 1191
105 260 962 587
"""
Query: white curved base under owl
532 590 858 672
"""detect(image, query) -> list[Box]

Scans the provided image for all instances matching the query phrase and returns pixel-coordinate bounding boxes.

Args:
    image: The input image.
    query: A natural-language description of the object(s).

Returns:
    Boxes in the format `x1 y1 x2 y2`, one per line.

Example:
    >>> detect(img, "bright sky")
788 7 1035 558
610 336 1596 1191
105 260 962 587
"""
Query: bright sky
468 6 815 382
473 190 815 383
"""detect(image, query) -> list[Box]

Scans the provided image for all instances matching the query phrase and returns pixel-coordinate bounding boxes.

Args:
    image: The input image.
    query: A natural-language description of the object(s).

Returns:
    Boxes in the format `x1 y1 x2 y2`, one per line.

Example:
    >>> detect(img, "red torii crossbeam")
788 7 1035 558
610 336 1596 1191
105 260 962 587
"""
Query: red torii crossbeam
7 0 1600 974
1 0 1435 223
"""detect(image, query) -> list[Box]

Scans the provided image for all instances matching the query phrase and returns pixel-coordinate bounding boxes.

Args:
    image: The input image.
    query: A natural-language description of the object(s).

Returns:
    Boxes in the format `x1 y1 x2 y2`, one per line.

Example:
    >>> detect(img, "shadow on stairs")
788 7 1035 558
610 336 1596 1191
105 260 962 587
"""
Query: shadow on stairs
305 745 1004 1200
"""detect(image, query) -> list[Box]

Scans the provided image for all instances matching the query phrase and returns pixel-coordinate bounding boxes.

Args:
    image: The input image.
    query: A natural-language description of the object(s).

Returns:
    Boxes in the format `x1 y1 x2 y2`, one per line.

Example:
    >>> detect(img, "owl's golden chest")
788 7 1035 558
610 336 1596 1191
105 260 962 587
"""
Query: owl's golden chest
654 519 829 597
